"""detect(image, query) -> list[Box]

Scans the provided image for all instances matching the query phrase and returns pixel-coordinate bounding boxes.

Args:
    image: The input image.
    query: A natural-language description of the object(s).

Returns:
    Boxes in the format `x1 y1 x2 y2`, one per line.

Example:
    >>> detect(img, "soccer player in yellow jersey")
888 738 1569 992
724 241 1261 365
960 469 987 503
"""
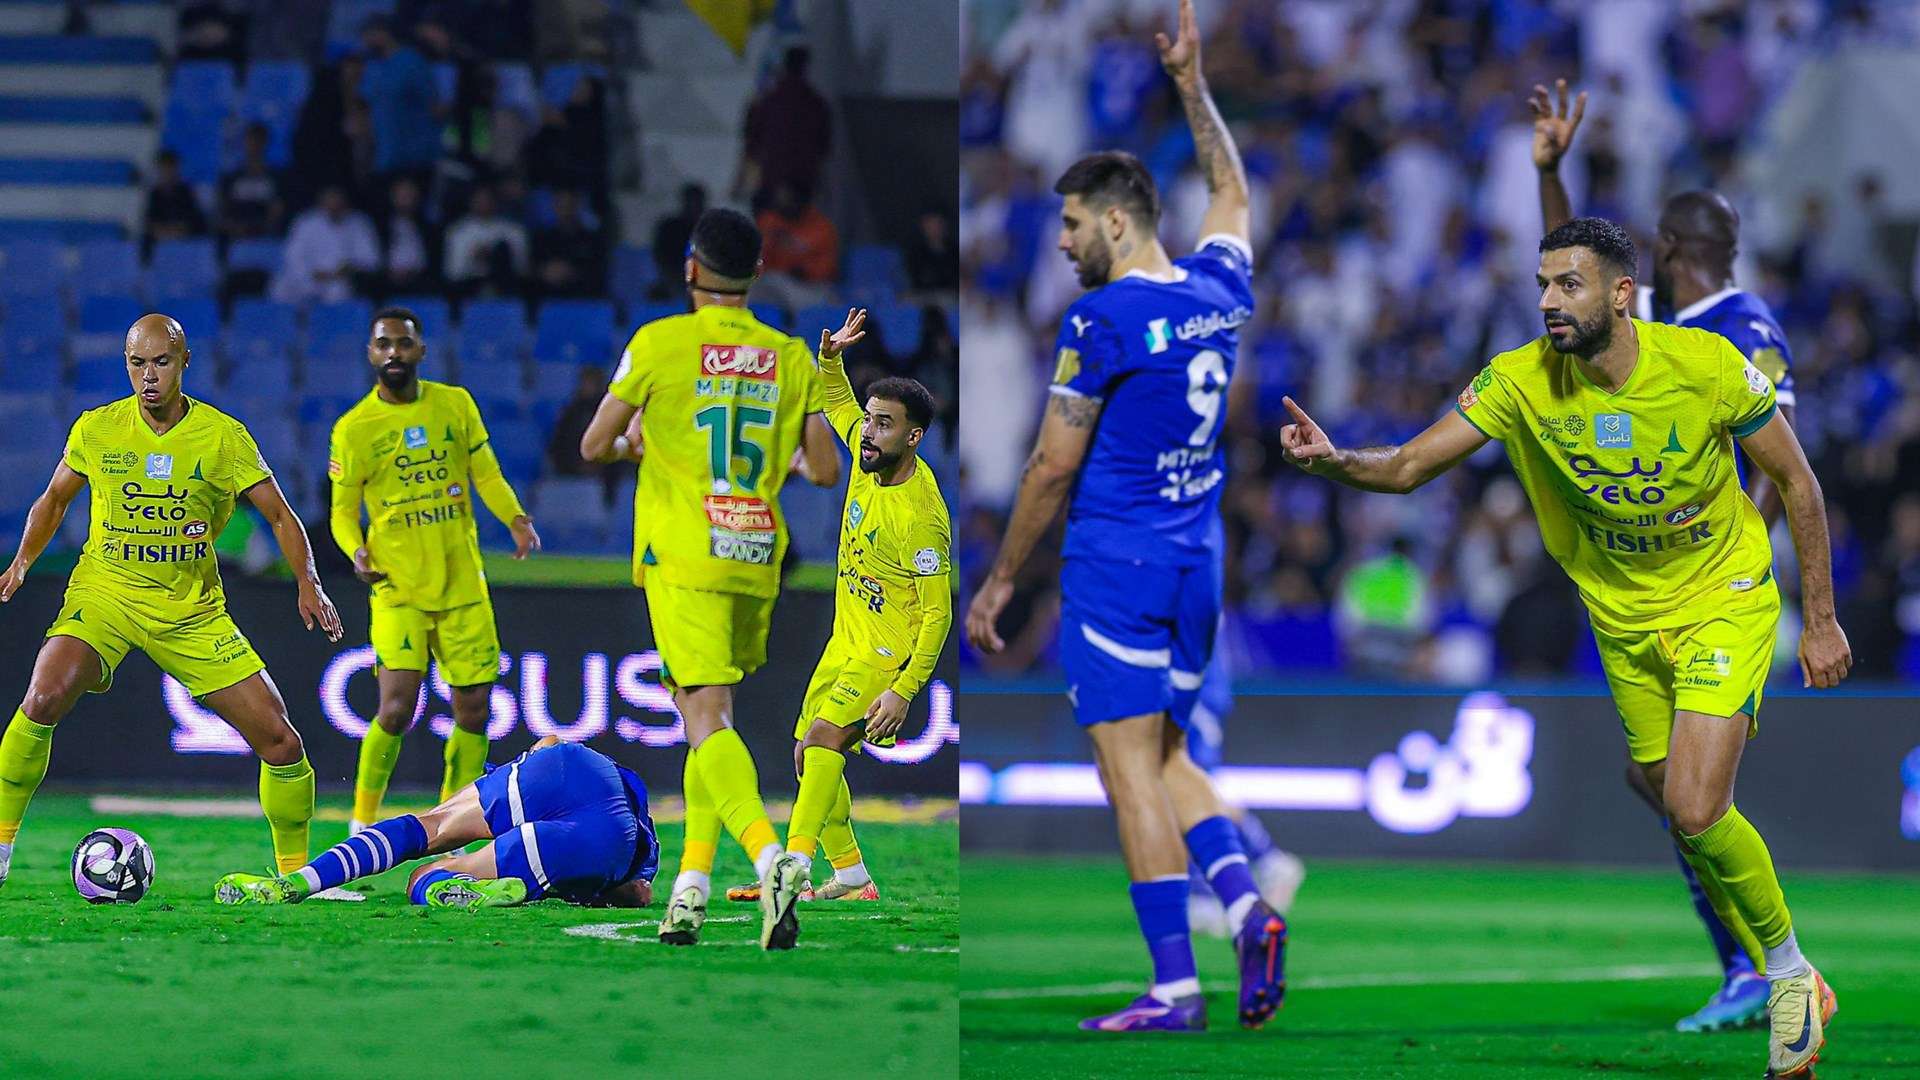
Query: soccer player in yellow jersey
328 307 541 834
579 207 840 950
0 314 343 889
1280 219 1850 1079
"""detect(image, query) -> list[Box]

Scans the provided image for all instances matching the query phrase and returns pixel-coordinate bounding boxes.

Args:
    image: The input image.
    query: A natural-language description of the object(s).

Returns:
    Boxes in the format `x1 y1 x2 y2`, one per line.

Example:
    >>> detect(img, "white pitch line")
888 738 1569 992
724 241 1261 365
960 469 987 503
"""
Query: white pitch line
963 961 1720 1001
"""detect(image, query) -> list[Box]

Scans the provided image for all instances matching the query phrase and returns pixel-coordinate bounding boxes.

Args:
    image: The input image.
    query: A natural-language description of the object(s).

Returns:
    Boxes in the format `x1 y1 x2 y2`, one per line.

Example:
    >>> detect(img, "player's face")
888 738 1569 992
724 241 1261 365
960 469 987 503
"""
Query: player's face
1536 247 1619 358
126 346 185 408
1058 195 1114 288
368 317 425 390
860 397 922 474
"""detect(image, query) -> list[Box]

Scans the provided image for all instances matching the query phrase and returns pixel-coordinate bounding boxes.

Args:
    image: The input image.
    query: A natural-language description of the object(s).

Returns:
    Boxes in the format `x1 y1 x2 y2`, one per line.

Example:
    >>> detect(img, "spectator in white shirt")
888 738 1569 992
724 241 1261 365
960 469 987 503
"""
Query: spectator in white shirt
271 184 378 304
443 184 528 297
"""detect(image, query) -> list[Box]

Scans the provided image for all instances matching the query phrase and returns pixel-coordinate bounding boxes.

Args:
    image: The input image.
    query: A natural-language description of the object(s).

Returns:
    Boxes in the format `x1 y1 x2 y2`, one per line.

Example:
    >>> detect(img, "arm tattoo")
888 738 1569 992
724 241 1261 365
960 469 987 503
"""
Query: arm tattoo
1047 392 1104 429
1175 76 1246 197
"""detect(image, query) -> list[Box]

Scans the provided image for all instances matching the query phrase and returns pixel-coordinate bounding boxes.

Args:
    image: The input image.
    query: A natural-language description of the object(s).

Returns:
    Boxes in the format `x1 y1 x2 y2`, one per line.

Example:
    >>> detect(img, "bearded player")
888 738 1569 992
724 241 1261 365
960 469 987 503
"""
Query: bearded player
0 314 343 889
1281 218 1847 1079
579 206 840 950
966 0 1287 1033
1533 78 1800 1032
328 308 541 836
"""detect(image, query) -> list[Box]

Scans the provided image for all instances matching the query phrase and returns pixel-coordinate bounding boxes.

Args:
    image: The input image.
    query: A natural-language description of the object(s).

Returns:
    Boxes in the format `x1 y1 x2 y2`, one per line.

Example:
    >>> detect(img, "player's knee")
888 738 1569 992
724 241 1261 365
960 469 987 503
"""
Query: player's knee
374 702 413 735
20 683 77 727
1666 792 1726 837
255 720 304 766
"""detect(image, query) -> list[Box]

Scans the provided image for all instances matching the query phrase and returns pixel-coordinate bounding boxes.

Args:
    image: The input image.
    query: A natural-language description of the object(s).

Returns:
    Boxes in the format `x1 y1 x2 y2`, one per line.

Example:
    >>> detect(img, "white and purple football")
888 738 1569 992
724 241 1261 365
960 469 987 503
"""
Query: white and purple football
71 828 154 904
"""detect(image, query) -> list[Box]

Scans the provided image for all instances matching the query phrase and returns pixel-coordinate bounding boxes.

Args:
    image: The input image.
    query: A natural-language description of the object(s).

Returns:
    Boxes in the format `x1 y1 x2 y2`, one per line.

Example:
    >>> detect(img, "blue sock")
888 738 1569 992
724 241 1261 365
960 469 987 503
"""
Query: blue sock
409 867 461 905
1185 815 1260 934
1187 860 1215 898
296 815 429 894
1234 810 1277 862
1669 829 1748 977
1129 877 1197 1000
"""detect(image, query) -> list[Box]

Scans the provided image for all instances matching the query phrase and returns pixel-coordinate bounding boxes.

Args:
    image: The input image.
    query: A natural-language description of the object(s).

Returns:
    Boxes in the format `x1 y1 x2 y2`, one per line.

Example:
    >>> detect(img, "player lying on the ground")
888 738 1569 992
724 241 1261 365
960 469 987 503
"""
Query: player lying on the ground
1533 77 1799 1035
0 314 342 892
726 309 952 907
214 736 658 909
965 0 1287 1034
1280 217 1847 1080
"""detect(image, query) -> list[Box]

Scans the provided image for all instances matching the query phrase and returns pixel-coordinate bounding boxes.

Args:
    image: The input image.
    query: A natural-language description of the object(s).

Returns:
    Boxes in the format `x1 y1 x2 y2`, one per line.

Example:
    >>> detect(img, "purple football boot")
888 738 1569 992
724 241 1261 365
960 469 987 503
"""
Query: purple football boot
1235 902 1288 1028
1078 993 1207 1033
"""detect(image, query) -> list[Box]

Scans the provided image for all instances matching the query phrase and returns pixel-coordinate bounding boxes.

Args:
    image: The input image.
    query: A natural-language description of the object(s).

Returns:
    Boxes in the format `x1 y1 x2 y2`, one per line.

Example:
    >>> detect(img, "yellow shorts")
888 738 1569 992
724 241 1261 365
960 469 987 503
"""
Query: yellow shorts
46 585 264 698
370 596 501 686
795 642 904 749
644 583 773 690
1592 580 1779 764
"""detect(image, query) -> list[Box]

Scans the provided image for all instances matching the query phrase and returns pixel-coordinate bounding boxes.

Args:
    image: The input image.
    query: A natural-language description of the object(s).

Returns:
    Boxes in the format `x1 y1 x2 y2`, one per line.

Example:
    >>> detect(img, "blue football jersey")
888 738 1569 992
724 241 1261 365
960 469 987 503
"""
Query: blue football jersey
613 763 660 885
1640 286 1797 405
1050 235 1254 566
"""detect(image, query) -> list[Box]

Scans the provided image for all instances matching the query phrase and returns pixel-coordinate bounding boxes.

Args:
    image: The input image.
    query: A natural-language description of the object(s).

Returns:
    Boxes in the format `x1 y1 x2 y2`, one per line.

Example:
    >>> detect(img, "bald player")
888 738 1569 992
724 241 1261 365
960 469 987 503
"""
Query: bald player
1534 80 1801 1034
0 314 343 891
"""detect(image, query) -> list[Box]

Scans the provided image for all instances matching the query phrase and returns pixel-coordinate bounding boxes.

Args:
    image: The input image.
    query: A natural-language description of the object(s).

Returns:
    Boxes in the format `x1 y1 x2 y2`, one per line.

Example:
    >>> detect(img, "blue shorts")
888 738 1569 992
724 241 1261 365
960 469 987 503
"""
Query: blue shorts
474 743 649 902
1058 556 1220 727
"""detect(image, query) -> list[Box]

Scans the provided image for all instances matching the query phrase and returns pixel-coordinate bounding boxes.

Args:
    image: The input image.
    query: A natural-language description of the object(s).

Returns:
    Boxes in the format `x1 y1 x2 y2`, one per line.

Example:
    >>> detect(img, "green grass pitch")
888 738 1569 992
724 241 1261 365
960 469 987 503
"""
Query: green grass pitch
0 794 956 1077
962 855 1920 1078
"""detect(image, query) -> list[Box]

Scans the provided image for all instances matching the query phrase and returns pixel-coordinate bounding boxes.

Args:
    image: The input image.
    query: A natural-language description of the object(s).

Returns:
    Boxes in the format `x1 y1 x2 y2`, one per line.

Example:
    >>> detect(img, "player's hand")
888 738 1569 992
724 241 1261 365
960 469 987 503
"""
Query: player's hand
510 515 542 560
818 307 867 360
1528 78 1587 171
352 547 386 584
789 445 814 483
1155 0 1201 85
863 689 911 745
0 559 27 603
965 575 1014 655
1279 396 1336 473
299 579 344 642
1798 615 1852 689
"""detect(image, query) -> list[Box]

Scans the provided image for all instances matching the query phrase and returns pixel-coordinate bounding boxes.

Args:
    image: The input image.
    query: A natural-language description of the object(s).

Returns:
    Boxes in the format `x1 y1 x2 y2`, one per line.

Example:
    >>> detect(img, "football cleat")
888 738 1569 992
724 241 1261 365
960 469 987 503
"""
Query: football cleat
659 885 707 945
725 880 761 903
423 874 526 909
1675 967 1768 1033
1234 901 1288 1029
761 853 805 950
1766 968 1836 1078
812 878 879 901
1078 993 1206 1033
0 841 12 890
214 872 302 905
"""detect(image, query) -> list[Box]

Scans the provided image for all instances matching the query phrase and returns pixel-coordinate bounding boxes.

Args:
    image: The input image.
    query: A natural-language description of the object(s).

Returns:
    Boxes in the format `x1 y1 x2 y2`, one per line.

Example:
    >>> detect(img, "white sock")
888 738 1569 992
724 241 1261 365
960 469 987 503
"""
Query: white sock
787 851 813 874
672 869 710 898
1149 977 1200 1004
834 861 871 887
753 843 783 879
1765 930 1812 980
1224 894 1258 937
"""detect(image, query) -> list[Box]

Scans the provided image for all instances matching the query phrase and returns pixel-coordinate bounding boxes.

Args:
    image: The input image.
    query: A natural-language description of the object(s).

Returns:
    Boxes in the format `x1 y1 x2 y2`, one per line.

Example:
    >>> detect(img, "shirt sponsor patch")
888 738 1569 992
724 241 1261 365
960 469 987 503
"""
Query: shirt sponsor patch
403 425 429 449
327 458 344 479
700 344 777 381
705 494 776 565
913 547 941 575
1594 414 1632 448
1053 347 1081 385
1457 385 1479 410
1743 360 1770 395
145 453 173 479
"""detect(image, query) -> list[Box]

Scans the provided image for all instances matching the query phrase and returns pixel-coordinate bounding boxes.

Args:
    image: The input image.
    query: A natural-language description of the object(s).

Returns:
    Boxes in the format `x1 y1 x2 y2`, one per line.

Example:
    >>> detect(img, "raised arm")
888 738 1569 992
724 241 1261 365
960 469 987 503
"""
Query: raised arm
1280 396 1488 494
964 392 1101 653
1158 0 1249 246
243 478 344 641
1736 412 1851 688
1529 78 1586 233
0 462 87 603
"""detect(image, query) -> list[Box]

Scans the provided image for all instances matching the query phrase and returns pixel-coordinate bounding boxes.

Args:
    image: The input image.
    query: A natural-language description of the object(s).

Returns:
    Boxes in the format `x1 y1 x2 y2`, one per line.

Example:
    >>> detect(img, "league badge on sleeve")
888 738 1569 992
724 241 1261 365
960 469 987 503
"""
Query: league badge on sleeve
913 547 942 575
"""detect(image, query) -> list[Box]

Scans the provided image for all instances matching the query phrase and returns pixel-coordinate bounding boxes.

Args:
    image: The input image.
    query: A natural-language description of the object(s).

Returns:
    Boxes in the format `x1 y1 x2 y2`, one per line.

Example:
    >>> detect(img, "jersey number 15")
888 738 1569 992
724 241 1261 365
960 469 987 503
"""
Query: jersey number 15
695 402 773 492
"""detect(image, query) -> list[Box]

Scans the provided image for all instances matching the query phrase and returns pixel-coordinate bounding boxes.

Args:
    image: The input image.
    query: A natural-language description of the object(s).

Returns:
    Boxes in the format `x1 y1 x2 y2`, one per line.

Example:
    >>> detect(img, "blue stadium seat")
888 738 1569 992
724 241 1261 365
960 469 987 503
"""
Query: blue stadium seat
307 300 372 359
532 476 610 550
493 63 538 119
160 296 220 357
609 245 655 309
539 63 590 108
0 451 51 512
845 243 906 297
749 303 788 333
488 417 542 488
0 392 65 452
465 390 522 425
872 303 924 356
0 240 70 301
455 298 527 380
160 107 224 184
794 303 846 342
240 61 309 168
3 296 68 346
432 62 457 106
529 361 584 402
297 394 361 427
78 294 145 336
148 238 220 300
73 239 140 300
532 299 614 366
222 395 296 433
71 353 127 395
226 297 298 354
171 62 238 115
227 237 283 274
384 296 451 340
626 301 682 329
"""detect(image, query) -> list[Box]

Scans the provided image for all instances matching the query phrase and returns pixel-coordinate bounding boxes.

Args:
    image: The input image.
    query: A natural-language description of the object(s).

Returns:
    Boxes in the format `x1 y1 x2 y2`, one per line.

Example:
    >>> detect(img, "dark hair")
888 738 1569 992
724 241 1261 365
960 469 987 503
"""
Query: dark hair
370 306 422 337
1659 190 1739 274
866 376 936 431
1539 216 1637 281
1054 151 1159 227
690 208 762 280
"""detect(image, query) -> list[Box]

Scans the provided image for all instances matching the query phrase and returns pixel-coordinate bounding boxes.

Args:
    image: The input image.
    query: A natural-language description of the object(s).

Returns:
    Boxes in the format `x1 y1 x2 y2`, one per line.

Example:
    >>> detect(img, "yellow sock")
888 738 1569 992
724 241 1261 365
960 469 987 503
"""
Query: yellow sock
678 745 718 878
821 776 862 871
1680 804 1792 950
440 727 489 802
785 745 846 861
0 710 55 845
259 755 315 874
694 727 778 861
1676 836 1767 971
352 723 404 824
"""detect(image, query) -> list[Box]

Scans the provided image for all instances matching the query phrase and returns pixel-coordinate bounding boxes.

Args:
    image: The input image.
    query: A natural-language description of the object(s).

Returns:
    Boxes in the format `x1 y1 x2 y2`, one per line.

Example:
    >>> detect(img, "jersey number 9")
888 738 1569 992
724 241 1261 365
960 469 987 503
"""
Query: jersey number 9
1185 350 1227 446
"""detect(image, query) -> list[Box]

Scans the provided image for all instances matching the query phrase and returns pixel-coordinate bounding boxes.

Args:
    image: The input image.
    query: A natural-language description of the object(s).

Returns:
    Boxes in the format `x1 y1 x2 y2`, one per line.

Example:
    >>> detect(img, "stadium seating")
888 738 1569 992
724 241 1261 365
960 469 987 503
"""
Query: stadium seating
750 303 788 333
845 243 907 298
73 239 140 301
384 296 452 344
454 298 528 383
238 61 309 168
0 240 71 302
78 294 145 337
307 300 372 368
226 238 284 274
609 245 656 309
532 299 615 367
871 303 925 356
531 475 611 550
148 239 221 302
71 353 128 399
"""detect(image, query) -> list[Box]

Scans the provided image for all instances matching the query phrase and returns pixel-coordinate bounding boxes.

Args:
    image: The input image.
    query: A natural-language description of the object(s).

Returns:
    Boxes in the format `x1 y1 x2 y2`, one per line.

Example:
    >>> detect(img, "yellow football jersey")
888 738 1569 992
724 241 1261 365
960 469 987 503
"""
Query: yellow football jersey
820 367 953 698
1455 319 1779 631
63 396 271 619
608 304 826 597
328 381 512 611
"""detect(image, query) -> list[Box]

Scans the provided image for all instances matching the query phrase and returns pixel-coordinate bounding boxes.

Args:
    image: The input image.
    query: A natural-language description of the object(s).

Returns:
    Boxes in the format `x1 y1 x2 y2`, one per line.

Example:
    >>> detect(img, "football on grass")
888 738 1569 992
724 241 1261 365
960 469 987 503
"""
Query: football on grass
72 827 154 904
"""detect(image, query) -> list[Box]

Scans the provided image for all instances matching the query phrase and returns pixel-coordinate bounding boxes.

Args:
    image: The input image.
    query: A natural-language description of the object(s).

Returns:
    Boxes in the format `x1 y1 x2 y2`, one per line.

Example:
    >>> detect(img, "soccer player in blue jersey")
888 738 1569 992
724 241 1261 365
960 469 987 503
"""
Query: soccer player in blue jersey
1534 78 1796 1033
966 0 1287 1033
213 736 659 909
